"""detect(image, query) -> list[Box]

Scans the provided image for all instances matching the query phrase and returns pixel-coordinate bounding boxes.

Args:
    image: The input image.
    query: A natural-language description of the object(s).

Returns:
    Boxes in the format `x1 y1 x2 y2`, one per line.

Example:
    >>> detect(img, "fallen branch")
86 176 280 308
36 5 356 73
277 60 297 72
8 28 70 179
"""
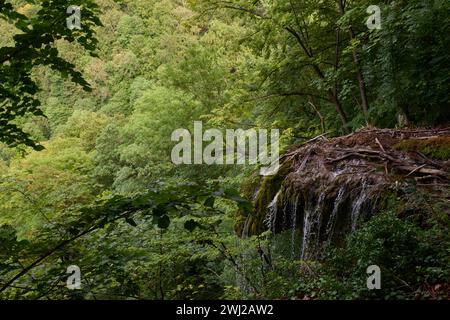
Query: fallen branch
375 137 386 153
406 164 427 177
397 166 450 179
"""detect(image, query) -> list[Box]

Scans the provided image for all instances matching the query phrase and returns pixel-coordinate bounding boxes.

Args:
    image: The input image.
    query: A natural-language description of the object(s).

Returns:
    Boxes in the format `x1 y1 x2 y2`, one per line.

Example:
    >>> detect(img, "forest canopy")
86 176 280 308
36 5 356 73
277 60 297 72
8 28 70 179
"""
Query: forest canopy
0 0 449 300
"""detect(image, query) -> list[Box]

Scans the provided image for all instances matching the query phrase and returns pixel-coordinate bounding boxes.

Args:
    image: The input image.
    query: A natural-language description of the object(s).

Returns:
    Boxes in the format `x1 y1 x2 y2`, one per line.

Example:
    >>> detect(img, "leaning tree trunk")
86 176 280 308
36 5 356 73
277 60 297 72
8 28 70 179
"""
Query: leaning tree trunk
337 0 370 123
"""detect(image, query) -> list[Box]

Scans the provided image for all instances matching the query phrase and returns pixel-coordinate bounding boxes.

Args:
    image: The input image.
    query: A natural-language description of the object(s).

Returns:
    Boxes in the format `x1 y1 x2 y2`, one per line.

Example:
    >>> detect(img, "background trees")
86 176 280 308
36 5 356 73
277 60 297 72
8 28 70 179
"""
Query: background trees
0 0 102 149
193 0 450 131
0 0 449 299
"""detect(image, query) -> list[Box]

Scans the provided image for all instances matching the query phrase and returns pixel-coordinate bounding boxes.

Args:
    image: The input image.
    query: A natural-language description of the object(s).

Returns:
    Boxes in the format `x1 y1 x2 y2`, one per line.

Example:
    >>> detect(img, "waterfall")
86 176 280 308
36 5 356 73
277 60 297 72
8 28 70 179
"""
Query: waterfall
351 180 368 231
325 185 346 246
241 216 252 238
247 130 398 264
315 193 326 249
300 207 311 260
264 191 281 233
300 192 326 260
262 178 377 261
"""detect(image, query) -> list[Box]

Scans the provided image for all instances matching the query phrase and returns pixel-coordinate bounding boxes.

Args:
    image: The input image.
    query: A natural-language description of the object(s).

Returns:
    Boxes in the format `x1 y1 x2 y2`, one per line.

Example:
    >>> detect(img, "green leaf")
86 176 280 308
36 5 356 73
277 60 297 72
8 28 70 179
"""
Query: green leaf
204 196 215 208
125 217 137 227
184 219 201 232
157 215 170 229
33 144 45 151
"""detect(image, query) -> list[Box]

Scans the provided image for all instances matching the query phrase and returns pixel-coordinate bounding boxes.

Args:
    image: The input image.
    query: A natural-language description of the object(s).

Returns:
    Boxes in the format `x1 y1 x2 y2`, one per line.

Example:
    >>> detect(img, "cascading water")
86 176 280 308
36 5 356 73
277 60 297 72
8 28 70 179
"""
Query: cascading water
264 191 281 233
241 187 263 238
351 180 368 231
241 216 251 238
300 207 311 260
325 185 347 246
300 192 326 260
263 176 379 261
246 128 441 263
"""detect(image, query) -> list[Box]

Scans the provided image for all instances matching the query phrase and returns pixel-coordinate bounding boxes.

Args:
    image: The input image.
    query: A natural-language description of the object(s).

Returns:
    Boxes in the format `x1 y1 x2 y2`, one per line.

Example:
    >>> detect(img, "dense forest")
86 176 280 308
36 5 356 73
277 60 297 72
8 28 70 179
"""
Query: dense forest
0 0 449 300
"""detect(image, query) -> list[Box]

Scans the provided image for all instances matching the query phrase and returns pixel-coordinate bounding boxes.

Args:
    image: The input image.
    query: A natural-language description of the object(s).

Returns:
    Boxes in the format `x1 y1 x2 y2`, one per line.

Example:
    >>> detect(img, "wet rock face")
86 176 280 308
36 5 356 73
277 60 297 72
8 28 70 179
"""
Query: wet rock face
239 128 450 260
262 160 385 260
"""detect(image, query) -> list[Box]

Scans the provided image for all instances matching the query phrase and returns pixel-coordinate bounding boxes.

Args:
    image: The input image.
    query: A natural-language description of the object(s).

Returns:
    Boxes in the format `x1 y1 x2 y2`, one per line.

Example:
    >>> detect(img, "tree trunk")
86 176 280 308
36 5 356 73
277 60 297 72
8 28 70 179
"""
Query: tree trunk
311 64 349 129
337 0 370 122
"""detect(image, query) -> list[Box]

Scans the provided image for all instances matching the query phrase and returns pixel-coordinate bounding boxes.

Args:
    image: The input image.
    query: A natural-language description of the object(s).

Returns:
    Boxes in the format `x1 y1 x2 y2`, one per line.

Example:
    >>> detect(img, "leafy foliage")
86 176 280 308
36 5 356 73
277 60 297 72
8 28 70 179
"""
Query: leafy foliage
0 0 101 149
0 0 449 300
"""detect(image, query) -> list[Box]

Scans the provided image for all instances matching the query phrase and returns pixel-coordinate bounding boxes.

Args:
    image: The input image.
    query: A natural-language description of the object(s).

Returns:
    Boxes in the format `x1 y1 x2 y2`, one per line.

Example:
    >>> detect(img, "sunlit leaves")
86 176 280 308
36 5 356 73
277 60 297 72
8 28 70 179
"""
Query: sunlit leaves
0 0 102 149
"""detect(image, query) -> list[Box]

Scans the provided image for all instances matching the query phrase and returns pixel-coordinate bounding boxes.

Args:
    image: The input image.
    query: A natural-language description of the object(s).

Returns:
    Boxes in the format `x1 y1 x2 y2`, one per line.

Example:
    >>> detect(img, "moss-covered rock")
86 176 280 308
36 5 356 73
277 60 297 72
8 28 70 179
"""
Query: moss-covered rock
236 128 450 260
394 137 450 160
235 160 293 236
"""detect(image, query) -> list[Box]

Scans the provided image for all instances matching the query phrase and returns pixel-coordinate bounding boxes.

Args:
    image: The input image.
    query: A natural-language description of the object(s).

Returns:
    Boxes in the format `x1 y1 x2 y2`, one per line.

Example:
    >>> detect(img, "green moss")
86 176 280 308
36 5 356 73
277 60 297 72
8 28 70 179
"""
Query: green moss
235 161 292 236
240 172 262 200
394 137 450 160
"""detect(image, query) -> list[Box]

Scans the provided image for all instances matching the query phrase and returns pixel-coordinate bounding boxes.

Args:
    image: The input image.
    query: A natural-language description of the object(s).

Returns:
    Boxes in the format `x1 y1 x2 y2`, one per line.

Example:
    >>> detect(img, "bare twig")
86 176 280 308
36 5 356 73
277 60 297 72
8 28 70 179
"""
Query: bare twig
375 137 386 153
